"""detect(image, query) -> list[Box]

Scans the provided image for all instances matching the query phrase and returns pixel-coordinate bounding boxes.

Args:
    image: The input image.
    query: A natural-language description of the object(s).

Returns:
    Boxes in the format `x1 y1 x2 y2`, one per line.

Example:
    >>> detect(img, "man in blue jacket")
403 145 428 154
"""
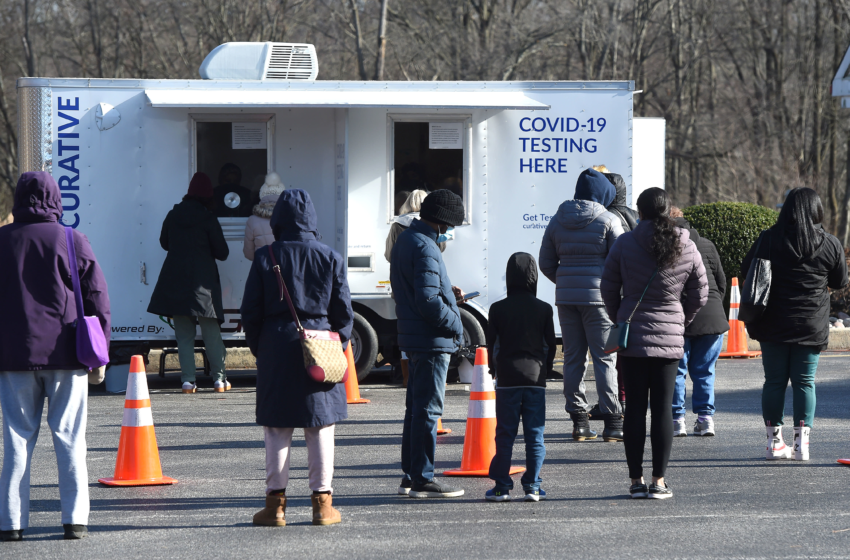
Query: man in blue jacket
391 189 466 498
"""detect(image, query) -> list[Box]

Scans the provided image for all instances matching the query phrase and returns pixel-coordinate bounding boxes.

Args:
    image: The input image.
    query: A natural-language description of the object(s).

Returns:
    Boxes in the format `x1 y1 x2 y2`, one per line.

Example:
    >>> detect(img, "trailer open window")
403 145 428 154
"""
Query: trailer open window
390 117 469 220
191 114 274 222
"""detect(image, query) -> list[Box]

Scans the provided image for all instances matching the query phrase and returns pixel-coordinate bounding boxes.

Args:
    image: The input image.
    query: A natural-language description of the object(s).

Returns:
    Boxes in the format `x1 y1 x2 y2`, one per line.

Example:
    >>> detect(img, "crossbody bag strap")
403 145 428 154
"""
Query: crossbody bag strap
626 268 658 324
266 245 304 333
65 227 85 321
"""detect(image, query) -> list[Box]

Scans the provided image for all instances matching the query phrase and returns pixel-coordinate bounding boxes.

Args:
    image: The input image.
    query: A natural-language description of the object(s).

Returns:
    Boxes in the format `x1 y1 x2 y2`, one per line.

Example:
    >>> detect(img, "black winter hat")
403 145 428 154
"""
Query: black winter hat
420 189 465 226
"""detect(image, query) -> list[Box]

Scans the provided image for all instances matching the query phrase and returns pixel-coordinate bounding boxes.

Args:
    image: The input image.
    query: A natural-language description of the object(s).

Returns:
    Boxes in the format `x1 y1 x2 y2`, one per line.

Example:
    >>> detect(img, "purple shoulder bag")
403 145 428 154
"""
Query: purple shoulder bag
65 227 109 370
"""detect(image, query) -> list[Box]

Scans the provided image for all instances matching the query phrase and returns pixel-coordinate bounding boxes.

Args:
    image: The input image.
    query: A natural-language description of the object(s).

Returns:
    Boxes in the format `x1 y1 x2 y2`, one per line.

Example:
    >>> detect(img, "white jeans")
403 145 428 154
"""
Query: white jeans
264 425 335 494
0 370 89 530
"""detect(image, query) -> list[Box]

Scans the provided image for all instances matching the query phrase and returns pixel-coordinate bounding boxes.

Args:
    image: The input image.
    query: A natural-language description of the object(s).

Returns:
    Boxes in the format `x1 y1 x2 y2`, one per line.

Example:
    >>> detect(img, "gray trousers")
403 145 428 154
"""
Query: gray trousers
557 304 621 416
0 370 89 530
173 315 227 383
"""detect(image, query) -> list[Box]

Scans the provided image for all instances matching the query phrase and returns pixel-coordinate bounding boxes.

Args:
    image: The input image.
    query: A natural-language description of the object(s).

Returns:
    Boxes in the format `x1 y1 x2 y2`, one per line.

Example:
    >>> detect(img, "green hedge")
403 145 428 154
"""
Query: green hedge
682 202 778 286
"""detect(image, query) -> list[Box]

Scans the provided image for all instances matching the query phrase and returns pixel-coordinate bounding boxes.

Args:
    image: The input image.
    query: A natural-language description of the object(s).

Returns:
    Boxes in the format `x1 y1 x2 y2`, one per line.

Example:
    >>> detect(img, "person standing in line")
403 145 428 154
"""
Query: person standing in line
391 189 466 499
243 172 285 260
601 188 707 499
586 166 638 417
147 172 230 394
0 172 111 541
384 189 447 263
539 168 624 442
485 253 556 503
741 188 847 461
668 206 729 437
242 189 353 527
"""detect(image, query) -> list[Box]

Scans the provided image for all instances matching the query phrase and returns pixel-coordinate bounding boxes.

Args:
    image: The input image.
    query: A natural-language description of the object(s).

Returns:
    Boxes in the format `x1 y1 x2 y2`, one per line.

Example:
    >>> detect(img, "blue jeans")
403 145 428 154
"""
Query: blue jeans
401 351 450 485
673 334 723 418
489 387 546 492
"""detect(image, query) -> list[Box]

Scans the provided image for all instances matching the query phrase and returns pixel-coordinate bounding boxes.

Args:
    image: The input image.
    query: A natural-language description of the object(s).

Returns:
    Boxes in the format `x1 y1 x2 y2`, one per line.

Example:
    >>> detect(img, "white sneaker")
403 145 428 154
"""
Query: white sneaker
694 416 715 436
182 381 197 394
766 425 792 460
673 417 687 437
214 380 231 393
793 424 810 461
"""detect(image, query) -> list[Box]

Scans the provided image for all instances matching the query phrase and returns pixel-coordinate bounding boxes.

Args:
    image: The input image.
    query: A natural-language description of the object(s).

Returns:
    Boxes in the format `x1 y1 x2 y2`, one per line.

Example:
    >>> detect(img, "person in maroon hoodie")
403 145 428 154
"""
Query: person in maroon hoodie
0 172 110 541
601 188 707 500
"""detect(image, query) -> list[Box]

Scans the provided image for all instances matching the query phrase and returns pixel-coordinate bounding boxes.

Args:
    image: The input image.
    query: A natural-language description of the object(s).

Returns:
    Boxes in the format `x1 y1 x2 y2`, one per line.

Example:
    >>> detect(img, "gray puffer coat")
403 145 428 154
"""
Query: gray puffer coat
539 200 624 305
601 220 708 359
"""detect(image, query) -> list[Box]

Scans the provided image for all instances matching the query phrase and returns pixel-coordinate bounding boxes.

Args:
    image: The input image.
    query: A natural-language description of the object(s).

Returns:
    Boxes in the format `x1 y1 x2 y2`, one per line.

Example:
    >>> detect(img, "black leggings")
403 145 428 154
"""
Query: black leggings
620 356 679 479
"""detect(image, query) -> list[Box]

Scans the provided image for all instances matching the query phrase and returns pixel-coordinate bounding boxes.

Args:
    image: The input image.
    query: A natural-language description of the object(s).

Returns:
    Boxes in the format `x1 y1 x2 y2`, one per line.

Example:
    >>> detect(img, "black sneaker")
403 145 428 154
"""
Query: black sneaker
0 529 22 541
648 482 672 499
63 524 88 539
409 479 465 498
398 477 412 496
629 483 648 499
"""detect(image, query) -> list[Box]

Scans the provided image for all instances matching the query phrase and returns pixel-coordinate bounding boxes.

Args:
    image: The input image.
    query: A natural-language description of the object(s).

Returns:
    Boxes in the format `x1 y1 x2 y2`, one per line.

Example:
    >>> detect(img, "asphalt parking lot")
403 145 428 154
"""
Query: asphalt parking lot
3 355 850 559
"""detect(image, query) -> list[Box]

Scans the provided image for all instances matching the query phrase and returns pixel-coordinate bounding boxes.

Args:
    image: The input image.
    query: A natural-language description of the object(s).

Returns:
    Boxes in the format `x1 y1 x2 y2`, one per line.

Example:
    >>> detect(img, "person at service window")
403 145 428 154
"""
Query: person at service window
147 172 230 393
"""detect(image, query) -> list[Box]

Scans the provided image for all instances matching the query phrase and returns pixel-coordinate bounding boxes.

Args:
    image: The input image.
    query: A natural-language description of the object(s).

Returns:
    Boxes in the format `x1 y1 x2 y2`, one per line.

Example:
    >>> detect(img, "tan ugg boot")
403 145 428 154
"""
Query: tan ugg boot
311 493 341 526
253 495 286 526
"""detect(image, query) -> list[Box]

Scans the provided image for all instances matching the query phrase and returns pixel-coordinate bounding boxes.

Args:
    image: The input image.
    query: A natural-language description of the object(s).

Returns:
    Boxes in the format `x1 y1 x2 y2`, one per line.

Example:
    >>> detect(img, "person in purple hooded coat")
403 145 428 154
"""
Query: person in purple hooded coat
0 172 111 541
601 188 707 500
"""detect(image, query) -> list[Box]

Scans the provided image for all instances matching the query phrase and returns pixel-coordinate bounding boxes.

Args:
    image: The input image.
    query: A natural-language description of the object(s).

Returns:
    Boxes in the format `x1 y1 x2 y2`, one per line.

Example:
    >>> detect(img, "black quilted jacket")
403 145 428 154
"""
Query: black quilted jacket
675 218 730 337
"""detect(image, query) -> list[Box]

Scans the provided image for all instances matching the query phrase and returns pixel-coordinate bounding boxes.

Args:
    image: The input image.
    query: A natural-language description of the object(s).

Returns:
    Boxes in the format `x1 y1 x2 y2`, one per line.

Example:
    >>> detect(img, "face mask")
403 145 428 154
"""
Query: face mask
436 227 455 244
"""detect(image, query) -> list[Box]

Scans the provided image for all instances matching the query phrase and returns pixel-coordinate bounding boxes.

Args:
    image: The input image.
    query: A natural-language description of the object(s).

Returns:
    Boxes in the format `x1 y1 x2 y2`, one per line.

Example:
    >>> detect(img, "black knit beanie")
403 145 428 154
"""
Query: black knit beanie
420 189 465 226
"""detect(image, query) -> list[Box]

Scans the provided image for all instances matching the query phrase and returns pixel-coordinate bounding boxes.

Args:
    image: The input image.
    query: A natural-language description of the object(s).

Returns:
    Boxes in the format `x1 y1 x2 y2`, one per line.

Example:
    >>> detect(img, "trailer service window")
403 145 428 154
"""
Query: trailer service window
196 121 268 218
393 121 464 215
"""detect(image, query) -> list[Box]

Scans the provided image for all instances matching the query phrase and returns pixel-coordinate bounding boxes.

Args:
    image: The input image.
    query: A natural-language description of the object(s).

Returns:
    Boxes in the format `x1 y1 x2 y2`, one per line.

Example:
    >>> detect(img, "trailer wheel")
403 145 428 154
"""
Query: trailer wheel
350 312 379 381
447 308 487 381
459 307 486 350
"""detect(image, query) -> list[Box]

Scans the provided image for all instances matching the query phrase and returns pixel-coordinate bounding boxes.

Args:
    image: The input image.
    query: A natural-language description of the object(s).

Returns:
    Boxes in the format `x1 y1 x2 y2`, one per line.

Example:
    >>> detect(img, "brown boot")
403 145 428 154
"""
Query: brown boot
253 495 286 526
311 493 341 526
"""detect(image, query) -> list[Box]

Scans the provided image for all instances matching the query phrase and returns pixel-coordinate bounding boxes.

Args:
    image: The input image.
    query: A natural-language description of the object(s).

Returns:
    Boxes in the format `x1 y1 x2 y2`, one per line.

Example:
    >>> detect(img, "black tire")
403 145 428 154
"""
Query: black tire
459 307 486 349
448 308 487 381
350 312 379 382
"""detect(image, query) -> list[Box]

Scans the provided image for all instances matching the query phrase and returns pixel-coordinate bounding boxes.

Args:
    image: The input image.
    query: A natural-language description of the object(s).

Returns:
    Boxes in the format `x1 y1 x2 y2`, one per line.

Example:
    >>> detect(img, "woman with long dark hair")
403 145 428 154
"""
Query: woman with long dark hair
742 187 847 461
601 188 707 499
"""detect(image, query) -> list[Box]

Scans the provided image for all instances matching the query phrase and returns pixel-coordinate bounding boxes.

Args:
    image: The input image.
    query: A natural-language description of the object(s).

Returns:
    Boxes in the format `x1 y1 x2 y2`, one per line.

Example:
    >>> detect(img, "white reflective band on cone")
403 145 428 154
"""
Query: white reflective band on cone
470 365 495 392
730 286 740 304
123 407 154 427
467 399 496 419
125 371 150 401
730 307 739 320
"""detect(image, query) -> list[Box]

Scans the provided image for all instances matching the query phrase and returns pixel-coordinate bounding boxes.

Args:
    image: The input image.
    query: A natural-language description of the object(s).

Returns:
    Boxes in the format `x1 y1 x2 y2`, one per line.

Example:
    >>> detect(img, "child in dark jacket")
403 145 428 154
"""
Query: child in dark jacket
485 252 556 502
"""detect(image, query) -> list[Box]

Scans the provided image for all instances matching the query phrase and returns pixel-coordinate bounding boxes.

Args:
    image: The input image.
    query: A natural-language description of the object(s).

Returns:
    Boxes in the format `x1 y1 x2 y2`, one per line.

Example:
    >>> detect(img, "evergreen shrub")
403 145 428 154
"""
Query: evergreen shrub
682 201 778 288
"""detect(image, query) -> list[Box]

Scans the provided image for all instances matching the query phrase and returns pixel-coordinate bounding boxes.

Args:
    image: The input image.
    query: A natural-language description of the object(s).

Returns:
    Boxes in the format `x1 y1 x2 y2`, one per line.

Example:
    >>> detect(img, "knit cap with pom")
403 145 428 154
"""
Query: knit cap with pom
259 172 285 199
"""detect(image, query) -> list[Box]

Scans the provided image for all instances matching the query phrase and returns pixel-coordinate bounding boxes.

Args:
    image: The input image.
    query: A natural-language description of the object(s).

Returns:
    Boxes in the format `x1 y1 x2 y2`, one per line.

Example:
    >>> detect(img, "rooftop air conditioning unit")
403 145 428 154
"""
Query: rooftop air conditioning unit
199 42 319 81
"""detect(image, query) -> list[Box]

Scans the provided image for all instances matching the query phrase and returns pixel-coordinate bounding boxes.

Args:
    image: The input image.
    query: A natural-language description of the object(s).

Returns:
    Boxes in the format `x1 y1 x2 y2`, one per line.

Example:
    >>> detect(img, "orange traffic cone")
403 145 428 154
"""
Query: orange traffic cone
719 277 761 359
444 348 524 477
838 458 850 466
99 356 177 486
437 418 451 435
344 343 370 404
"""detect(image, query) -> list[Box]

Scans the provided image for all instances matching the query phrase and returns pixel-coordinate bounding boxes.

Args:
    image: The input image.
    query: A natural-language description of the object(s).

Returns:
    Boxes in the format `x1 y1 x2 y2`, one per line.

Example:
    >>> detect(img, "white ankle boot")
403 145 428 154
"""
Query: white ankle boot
765 424 792 460
793 423 810 461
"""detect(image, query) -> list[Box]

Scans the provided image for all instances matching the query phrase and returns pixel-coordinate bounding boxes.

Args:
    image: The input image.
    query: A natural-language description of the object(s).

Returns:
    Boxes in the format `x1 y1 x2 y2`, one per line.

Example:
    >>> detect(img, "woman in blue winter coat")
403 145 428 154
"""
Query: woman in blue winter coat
241 189 354 528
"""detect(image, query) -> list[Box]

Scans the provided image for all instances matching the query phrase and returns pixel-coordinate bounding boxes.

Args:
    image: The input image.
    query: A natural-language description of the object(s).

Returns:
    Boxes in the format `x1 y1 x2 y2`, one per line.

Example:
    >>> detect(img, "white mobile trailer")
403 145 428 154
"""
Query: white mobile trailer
16 42 664 379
